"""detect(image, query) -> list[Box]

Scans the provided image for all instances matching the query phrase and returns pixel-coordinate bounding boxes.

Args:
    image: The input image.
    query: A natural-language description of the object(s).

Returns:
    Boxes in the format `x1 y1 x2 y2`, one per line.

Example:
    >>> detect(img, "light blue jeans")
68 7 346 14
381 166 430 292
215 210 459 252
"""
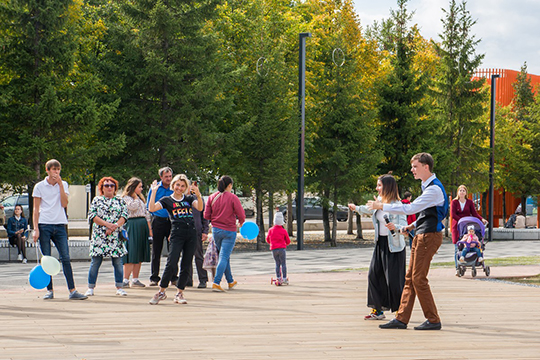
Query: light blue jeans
88 256 124 288
212 227 237 285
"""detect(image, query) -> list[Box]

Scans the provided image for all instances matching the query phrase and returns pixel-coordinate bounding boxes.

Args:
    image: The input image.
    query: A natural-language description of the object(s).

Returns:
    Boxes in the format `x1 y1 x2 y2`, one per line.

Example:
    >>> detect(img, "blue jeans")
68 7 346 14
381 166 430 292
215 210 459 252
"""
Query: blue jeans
88 256 124 288
38 224 75 291
212 227 236 284
461 246 482 259
272 248 287 279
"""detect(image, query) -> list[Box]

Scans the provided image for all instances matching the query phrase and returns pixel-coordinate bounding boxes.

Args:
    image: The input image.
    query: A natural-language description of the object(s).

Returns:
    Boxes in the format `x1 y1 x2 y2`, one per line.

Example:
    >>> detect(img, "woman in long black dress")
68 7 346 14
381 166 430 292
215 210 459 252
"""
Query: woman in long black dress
349 174 407 320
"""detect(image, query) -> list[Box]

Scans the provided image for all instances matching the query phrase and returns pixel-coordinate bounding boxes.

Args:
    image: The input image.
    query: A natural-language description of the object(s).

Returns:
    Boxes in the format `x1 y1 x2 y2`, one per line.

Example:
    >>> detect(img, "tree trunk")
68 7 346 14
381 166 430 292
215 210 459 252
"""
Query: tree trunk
444 195 450 237
287 192 293 237
268 191 274 227
322 207 331 242
356 213 363 239
255 187 265 250
330 191 338 247
347 208 354 235
481 191 488 219
502 188 507 225
323 189 331 242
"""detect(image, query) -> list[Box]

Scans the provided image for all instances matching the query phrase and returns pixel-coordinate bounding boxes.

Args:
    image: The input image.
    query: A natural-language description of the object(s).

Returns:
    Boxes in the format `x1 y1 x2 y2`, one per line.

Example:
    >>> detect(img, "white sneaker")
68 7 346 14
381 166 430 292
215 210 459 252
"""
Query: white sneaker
478 257 483 262
116 288 127 296
22 258 28 264
174 292 187 304
122 279 130 288
84 288 94 296
17 254 23 261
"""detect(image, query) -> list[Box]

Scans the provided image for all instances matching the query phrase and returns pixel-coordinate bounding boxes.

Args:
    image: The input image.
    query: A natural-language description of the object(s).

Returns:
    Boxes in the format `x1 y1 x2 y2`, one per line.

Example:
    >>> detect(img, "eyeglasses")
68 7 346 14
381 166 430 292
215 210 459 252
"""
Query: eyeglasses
103 184 116 188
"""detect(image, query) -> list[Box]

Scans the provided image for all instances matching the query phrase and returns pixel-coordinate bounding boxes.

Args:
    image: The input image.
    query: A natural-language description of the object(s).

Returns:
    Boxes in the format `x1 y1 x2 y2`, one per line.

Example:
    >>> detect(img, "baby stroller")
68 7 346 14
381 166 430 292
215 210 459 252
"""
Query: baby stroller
456 216 490 277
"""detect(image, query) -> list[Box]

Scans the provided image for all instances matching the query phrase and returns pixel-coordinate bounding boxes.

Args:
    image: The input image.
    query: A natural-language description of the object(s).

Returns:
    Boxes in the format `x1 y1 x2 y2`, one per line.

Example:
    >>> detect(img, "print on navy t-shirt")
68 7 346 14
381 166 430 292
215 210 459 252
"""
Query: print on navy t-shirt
158 194 196 229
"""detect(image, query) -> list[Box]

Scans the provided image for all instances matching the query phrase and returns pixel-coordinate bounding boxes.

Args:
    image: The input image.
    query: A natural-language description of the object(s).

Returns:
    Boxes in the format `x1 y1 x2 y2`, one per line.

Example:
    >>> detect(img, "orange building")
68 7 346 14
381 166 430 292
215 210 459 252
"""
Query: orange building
472 69 540 227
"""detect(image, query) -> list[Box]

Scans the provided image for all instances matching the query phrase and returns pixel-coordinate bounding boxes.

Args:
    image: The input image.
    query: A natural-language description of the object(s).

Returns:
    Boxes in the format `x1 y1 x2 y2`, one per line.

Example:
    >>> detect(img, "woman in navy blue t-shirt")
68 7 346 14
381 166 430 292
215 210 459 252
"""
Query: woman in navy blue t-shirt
147 174 202 305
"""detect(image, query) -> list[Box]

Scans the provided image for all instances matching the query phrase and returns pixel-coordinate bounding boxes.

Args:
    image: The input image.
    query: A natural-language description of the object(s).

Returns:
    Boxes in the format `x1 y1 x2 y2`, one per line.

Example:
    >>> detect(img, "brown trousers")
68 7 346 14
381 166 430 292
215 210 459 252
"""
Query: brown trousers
396 232 443 324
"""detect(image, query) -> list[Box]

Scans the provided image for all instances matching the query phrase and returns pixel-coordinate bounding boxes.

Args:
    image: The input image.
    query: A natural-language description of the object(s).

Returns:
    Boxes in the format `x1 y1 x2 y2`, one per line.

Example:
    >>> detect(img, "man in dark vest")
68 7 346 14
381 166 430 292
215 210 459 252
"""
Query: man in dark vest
368 152 448 331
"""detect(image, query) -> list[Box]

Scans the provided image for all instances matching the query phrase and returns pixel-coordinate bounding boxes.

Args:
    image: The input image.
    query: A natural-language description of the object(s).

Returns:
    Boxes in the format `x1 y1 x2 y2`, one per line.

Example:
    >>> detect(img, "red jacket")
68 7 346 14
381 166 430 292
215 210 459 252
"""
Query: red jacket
401 199 416 225
266 225 291 250
450 198 483 244
204 191 246 232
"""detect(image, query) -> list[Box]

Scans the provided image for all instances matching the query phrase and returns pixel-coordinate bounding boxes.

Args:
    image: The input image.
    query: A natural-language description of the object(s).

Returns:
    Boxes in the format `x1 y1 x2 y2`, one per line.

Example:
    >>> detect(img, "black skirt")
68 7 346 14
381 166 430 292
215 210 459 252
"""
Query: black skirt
367 235 406 312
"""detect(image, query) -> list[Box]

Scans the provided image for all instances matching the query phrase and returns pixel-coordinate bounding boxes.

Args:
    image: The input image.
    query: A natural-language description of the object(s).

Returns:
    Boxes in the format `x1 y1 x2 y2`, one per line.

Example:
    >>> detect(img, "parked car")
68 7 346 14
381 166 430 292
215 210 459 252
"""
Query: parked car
277 197 349 222
1 194 30 220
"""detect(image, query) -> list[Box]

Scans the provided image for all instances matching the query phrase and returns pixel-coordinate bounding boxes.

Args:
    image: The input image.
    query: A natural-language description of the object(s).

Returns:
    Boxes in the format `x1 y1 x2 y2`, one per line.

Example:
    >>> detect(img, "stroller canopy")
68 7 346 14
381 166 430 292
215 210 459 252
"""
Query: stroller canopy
457 216 485 238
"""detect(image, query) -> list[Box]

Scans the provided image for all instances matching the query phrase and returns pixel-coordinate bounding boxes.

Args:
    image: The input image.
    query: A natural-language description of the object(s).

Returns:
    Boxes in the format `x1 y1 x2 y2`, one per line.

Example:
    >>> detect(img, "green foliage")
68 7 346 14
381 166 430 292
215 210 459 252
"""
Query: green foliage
430 0 488 195
496 64 540 198
0 0 121 188
211 0 299 242
302 0 381 243
370 0 431 192
92 0 233 186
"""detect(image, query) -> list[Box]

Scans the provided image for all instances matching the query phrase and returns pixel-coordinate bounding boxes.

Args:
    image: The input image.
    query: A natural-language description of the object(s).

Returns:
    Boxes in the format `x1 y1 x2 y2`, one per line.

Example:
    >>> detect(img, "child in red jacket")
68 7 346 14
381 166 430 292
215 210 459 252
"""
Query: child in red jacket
266 212 291 285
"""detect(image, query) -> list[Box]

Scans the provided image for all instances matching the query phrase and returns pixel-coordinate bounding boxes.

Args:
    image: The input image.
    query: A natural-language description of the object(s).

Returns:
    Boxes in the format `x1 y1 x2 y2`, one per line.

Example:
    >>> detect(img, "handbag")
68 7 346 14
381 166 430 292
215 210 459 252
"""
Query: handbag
203 235 218 270
118 228 129 242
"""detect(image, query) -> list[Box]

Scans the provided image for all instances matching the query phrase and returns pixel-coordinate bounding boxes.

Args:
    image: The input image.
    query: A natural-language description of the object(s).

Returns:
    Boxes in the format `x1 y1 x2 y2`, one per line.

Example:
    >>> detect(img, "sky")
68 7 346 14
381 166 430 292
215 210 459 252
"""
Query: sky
352 0 540 75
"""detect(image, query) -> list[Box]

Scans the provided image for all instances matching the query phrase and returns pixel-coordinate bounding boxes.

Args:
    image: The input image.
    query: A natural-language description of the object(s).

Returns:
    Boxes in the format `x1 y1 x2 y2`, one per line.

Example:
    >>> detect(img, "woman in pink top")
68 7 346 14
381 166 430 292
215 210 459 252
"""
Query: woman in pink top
266 212 291 285
204 176 246 292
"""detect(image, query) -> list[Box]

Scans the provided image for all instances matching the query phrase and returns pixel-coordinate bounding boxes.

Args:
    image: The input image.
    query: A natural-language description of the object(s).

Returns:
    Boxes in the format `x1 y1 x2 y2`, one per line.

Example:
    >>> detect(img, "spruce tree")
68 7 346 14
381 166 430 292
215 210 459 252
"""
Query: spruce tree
431 0 488 194
0 0 120 199
305 0 381 245
373 0 430 191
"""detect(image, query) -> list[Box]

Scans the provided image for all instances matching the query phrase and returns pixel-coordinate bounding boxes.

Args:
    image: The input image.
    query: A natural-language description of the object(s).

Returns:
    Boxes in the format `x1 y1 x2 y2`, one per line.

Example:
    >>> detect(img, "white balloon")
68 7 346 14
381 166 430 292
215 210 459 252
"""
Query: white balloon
41 256 61 276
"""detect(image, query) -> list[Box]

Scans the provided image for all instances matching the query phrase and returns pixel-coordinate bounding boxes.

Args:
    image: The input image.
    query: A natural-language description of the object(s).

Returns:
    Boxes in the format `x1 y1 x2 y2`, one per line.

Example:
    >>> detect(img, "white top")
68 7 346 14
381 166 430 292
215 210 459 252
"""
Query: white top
382 174 445 217
32 178 70 224
375 210 389 236
459 200 466 211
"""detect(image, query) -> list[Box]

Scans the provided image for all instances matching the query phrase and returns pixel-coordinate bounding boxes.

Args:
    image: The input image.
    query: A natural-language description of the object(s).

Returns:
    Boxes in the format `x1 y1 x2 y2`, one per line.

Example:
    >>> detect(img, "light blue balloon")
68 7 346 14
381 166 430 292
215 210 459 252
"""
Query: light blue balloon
240 222 259 240
29 265 51 290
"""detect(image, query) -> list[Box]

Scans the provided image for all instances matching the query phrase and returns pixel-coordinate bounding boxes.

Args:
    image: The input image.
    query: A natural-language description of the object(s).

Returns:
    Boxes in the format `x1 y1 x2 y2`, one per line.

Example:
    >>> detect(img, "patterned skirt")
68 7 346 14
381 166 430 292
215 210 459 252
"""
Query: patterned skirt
122 217 150 264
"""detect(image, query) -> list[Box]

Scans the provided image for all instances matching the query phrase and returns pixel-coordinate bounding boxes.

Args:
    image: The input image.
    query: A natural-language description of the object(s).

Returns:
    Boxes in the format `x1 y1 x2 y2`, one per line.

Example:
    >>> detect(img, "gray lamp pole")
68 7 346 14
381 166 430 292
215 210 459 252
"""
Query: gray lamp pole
297 32 311 250
489 74 500 242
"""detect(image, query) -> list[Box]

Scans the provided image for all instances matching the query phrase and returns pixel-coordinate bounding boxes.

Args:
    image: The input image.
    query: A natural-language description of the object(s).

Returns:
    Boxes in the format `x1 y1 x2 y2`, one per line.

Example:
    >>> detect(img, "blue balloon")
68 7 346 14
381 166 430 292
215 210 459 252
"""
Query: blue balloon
240 222 259 240
29 265 51 290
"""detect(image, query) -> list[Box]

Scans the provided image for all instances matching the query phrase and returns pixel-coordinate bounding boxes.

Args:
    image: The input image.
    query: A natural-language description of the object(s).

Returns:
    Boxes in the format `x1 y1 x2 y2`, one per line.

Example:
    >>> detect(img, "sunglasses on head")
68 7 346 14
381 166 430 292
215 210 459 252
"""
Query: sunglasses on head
103 184 116 188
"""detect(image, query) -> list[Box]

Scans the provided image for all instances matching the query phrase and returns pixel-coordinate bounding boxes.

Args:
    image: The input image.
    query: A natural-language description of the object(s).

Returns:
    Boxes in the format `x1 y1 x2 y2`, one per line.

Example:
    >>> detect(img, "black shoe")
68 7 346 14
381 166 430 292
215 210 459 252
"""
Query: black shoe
197 282 207 289
379 318 407 329
414 320 442 330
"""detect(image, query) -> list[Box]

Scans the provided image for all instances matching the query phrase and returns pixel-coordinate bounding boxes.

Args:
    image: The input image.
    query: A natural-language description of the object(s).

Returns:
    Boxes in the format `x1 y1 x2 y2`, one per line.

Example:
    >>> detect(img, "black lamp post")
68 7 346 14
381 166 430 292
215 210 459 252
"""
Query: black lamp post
297 32 311 250
489 74 500 242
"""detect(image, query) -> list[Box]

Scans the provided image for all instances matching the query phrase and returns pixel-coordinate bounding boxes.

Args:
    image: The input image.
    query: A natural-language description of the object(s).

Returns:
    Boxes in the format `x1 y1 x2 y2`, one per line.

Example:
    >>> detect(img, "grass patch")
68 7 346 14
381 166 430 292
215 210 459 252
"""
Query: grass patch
431 255 540 268
499 274 540 286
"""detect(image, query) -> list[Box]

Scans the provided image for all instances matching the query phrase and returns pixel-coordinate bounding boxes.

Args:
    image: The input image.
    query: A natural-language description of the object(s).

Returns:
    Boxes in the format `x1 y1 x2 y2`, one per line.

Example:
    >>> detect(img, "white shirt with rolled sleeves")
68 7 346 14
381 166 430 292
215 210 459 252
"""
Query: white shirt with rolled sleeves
32 178 70 224
382 174 445 228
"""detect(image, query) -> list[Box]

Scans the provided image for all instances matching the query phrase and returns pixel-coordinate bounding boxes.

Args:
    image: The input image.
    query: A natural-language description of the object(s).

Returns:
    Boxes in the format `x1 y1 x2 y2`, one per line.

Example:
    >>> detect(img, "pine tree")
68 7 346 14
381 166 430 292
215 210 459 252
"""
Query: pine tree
431 0 488 194
0 0 120 198
372 0 430 191
304 0 381 245
211 0 299 245
95 0 233 184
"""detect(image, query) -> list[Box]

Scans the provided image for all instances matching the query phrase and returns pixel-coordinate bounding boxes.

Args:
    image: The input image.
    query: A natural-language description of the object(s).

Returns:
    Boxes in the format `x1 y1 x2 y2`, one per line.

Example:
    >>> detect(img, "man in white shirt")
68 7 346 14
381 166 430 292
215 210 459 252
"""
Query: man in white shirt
32 159 87 300
368 153 448 330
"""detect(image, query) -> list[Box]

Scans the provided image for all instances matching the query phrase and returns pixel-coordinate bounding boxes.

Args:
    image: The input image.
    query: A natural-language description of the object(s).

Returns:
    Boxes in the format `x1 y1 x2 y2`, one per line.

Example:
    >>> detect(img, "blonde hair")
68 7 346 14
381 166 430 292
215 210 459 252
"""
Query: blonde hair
171 174 190 194
454 185 468 200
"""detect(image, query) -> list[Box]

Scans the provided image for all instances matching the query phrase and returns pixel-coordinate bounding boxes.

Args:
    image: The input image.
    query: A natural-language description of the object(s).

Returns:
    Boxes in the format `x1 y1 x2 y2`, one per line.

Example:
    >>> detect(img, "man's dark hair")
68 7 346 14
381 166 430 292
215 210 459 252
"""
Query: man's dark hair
411 152 434 172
